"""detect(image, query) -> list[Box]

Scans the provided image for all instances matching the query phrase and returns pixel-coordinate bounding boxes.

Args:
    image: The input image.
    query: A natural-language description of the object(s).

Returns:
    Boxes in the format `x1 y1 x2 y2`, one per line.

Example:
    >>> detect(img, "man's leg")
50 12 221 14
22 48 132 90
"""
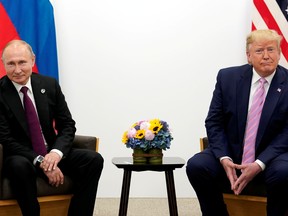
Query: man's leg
186 149 229 216
265 152 288 216
4 155 40 216
60 148 104 216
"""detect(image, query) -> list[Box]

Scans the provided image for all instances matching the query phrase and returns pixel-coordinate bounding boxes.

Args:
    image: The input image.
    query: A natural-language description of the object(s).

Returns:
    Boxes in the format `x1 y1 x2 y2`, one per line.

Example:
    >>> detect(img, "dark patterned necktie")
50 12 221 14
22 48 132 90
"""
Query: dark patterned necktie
21 86 47 156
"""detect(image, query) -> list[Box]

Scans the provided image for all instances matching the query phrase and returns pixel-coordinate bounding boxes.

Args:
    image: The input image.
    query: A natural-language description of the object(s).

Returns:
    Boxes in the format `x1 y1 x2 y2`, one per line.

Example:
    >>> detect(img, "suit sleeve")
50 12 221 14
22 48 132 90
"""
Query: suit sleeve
40 77 76 157
205 69 232 159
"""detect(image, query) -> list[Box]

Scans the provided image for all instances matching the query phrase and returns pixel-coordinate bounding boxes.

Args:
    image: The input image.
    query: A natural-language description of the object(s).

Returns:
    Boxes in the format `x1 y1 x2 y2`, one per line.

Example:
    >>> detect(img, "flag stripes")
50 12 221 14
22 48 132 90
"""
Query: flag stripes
0 3 20 76
0 0 58 80
252 0 288 68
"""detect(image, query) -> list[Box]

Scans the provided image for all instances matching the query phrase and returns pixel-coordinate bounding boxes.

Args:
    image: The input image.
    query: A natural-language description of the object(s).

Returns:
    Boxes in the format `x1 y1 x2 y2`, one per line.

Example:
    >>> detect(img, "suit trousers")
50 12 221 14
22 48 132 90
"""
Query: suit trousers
4 148 104 216
186 149 288 216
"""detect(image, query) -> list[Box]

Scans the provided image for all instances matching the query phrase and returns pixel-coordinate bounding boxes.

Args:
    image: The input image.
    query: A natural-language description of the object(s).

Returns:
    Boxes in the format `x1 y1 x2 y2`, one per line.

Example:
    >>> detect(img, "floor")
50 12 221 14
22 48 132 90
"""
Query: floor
93 198 201 216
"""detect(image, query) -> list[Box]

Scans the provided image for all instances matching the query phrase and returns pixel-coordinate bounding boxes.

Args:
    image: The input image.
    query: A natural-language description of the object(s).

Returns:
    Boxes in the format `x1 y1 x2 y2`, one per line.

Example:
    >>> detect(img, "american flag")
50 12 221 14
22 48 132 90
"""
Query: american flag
252 0 288 68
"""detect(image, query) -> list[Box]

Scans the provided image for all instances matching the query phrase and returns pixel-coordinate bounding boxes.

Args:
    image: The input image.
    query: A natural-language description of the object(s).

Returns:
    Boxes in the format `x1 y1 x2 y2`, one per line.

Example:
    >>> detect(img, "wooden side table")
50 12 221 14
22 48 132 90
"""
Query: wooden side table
112 157 185 216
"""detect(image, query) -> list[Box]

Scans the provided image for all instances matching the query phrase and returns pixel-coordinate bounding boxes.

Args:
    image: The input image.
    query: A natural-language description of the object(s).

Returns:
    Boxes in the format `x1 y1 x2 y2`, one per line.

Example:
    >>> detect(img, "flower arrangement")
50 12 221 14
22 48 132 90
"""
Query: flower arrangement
122 119 173 151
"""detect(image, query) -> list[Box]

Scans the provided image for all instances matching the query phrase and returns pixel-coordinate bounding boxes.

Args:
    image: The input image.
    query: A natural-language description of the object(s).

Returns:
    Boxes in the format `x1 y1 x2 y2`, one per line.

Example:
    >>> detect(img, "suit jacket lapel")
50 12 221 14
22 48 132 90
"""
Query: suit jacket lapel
256 67 286 148
30 74 50 130
1 77 29 135
237 66 253 146
0 75 50 137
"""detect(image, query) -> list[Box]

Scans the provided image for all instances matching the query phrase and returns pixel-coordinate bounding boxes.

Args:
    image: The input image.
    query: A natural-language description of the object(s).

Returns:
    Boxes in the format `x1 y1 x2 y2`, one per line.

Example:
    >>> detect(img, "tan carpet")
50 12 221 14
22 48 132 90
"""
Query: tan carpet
94 198 201 216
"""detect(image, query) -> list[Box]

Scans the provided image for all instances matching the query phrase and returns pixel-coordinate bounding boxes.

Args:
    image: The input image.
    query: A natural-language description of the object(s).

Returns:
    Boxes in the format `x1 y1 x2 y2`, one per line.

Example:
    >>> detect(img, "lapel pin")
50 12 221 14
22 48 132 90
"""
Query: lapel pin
277 88 281 93
41 89 46 94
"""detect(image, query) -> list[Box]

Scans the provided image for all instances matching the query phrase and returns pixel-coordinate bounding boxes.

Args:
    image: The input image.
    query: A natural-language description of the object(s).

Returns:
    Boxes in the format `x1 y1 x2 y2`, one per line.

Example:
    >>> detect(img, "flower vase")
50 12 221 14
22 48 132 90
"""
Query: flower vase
133 148 147 163
148 148 163 164
132 148 163 164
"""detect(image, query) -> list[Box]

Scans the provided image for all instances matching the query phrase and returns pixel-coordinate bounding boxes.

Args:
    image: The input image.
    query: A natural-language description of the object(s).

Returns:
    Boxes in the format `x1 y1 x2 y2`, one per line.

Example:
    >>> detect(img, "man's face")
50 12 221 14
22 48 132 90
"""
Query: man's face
246 40 280 77
2 43 35 85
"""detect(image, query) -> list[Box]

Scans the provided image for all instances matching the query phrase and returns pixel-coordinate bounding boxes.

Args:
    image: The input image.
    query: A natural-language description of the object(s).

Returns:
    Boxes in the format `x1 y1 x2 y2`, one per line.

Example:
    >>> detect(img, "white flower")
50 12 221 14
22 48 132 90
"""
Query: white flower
140 121 150 130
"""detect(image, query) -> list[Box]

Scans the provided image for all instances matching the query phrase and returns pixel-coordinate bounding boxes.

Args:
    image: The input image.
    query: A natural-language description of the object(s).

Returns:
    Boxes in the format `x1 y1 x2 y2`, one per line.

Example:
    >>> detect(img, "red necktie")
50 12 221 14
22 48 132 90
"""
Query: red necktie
21 86 47 156
242 78 267 164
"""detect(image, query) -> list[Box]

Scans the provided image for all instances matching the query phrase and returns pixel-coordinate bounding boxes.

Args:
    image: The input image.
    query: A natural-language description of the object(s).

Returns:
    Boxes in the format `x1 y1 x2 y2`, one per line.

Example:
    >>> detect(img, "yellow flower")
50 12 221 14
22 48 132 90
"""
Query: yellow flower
122 131 128 144
135 129 145 139
149 119 163 134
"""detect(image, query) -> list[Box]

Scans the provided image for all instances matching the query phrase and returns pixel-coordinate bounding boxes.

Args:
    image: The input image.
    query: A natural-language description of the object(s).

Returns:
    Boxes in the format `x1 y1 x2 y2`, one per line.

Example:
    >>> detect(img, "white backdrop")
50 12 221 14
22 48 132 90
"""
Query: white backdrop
49 0 252 198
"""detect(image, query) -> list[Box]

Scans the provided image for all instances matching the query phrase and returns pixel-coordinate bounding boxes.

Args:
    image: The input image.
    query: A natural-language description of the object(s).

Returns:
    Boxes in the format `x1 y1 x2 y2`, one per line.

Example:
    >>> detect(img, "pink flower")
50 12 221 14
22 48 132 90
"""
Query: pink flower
145 129 155 141
127 128 136 138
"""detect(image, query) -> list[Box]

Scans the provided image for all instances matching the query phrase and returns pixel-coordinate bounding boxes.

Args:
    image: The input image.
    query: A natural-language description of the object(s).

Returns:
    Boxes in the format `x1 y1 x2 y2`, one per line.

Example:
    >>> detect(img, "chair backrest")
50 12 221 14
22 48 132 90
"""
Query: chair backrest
200 137 209 151
72 135 99 152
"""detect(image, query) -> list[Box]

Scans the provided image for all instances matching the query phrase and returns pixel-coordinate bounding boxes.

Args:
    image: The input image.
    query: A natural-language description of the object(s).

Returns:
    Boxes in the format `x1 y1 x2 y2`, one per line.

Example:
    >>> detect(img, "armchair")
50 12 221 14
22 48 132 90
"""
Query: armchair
0 134 99 216
200 137 266 216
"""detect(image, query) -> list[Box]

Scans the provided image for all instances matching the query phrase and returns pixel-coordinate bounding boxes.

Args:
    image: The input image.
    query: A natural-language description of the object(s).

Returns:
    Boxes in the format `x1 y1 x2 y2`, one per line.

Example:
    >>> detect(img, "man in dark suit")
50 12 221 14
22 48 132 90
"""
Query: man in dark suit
0 40 103 216
186 29 288 216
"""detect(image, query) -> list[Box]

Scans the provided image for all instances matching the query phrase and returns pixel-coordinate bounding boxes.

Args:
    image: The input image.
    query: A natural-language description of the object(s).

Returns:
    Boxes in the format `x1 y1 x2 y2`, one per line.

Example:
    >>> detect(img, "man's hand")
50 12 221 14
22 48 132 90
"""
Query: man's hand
232 162 262 195
43 167 64 187
220 158 238 190
41 152 61 172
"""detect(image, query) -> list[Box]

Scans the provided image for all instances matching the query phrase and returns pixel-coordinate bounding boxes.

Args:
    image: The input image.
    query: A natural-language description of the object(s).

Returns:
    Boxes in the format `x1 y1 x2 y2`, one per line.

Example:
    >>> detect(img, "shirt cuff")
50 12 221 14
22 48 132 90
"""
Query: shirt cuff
50 149 63 159
220 156 233 162
255 159 265 171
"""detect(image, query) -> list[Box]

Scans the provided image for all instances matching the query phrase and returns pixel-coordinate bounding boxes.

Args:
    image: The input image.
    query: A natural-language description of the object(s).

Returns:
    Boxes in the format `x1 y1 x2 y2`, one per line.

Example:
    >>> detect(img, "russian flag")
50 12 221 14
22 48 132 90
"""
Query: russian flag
0 0 59 80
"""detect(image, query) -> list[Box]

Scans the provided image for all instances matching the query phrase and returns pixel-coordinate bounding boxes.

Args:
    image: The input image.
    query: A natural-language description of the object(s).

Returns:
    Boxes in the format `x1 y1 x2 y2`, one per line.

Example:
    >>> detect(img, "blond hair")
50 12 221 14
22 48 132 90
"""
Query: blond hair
246 29 282 52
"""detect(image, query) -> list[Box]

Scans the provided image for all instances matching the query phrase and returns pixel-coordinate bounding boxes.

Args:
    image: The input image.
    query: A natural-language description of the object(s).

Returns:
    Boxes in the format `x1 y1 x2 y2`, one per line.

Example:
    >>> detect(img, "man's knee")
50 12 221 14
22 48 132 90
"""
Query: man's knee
186 154 208 183
91 152 104 171
5 156 35 177
70 149 104 172
266 154 288 185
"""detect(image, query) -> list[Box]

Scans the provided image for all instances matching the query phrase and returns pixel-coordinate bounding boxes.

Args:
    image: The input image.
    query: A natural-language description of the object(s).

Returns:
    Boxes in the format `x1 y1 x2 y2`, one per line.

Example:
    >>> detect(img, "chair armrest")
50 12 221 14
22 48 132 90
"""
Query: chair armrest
72 135 99 152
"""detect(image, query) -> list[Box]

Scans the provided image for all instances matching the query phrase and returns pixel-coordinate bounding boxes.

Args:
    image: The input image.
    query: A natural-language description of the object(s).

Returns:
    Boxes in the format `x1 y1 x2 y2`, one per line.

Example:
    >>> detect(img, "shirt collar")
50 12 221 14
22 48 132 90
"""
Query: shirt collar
252 68 275 85
12 78 32 93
